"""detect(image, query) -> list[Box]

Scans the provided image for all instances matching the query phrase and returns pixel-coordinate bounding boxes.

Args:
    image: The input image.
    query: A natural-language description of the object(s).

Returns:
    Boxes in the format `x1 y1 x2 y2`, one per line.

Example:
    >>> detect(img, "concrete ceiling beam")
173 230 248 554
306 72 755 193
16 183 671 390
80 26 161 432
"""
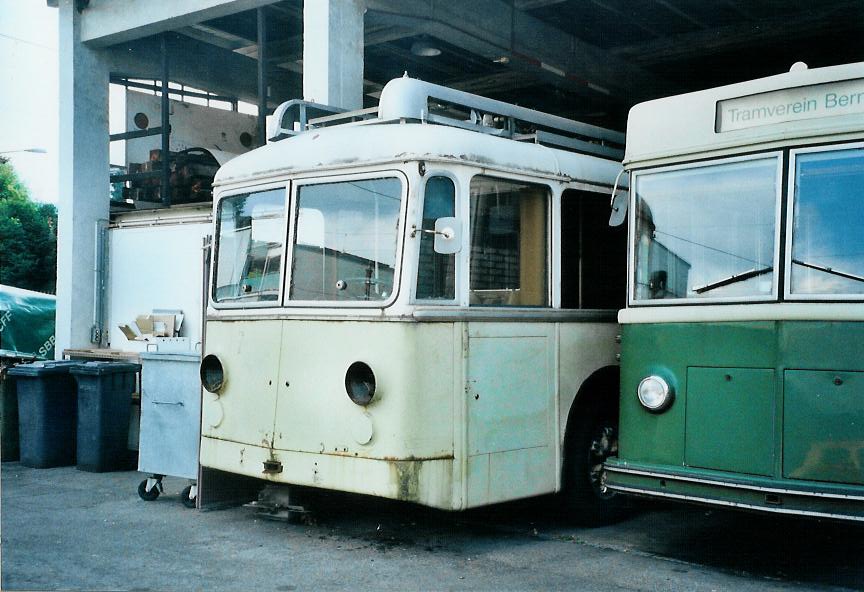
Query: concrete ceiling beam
80 0 281 47
513 0 568 9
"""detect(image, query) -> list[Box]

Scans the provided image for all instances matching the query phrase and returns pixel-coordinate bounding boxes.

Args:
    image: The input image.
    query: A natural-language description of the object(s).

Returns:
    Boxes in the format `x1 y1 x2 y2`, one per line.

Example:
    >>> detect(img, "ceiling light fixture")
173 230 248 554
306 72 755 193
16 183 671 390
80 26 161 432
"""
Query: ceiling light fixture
410 41 442 57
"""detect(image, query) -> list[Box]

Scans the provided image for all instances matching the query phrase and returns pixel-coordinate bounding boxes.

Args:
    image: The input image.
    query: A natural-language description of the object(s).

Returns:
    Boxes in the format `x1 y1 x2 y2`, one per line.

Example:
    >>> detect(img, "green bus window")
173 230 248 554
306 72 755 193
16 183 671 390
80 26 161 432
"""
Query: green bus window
469 176 549 307
633 157 778 302
416 176 456 300
560 190 626 309
790 147 864 296
214 188 286 303
290 177 402 302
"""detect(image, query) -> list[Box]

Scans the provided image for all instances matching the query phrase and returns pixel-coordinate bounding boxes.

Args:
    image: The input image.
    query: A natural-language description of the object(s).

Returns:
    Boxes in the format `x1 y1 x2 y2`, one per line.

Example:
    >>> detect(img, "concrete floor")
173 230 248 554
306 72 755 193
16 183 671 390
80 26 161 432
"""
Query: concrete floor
2 462 863 591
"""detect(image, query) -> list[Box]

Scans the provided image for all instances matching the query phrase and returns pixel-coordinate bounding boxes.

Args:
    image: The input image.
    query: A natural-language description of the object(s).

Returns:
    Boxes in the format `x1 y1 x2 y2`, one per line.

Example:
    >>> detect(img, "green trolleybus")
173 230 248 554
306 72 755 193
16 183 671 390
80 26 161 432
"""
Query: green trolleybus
604 61 864 521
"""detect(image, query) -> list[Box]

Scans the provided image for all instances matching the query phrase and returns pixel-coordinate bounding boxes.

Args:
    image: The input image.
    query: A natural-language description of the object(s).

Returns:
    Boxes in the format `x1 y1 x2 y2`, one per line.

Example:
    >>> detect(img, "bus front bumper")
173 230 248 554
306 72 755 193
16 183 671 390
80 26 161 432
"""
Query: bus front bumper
604 458 864 522
200 435 458 510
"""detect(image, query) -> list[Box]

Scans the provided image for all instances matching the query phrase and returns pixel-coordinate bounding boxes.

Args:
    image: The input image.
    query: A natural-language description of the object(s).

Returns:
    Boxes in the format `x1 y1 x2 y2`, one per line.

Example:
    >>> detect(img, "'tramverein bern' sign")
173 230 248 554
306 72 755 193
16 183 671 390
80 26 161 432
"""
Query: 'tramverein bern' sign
716 78 864 132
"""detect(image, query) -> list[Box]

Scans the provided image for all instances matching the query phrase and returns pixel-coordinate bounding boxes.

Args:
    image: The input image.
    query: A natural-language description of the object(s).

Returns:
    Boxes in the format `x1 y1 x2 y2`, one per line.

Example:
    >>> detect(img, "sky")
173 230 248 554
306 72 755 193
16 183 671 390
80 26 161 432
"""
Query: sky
0 0 59 204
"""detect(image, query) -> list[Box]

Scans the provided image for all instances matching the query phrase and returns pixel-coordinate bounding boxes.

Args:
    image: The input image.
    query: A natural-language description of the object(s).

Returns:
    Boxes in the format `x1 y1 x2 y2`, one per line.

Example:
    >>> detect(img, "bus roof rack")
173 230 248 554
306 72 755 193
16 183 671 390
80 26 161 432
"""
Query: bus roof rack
268 76 624 160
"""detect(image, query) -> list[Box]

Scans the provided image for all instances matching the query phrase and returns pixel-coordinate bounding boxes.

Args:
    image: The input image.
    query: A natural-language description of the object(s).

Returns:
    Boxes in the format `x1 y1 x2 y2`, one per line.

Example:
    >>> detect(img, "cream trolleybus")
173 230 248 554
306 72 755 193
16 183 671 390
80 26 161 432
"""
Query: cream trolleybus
199 77 628 522
605 62 864 521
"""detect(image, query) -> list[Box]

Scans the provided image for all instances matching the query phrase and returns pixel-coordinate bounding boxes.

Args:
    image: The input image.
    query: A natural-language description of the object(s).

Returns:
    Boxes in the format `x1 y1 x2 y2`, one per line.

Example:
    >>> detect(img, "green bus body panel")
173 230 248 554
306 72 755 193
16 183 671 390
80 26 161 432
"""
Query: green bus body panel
619 321 776 467
685 367 775 476
784 370 864 485
619 321 864 493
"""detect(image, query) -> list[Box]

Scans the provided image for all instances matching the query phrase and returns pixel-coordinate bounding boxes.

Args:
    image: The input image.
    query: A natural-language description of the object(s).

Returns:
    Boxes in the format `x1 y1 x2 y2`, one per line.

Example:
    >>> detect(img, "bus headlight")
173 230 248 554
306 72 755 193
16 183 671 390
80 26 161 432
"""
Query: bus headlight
345 362 376 406
200 354 226 393
637 375 673 412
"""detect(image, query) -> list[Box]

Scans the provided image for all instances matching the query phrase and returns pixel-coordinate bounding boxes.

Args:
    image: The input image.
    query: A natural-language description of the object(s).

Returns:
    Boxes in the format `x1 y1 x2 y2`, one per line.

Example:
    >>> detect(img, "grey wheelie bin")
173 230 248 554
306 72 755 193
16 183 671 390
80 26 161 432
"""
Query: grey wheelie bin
137 352 201 507
71 361 140 472
1 363 20 461
8 361 79 468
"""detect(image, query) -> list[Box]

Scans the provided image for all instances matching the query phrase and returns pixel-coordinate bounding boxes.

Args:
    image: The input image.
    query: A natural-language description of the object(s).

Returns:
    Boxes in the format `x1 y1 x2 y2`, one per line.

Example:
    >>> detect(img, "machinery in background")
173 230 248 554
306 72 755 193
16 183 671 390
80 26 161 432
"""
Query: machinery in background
120 147 221 206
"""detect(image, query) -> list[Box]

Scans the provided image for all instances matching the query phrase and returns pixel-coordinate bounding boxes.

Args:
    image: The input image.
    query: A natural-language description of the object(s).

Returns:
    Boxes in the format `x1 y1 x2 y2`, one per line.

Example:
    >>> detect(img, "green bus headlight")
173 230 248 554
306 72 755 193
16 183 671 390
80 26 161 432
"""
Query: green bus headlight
637 375 673 412
345 362 376 406
200 354 226 393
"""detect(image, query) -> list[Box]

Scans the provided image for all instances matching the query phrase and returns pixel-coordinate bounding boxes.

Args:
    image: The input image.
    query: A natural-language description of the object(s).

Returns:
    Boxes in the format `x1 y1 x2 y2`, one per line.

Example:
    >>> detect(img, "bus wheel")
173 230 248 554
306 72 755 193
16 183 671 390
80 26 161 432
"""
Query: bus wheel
562 403 625 526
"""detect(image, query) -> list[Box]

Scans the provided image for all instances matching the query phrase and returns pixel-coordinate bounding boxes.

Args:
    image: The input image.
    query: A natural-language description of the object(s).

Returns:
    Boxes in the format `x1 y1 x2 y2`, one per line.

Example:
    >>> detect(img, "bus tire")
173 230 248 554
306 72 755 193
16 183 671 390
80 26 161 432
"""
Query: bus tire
561 397 626 526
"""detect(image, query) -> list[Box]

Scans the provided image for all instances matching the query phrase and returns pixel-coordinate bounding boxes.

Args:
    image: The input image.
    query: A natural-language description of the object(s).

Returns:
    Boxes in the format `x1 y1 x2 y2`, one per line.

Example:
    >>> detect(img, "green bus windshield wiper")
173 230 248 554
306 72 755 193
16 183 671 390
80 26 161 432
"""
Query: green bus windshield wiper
792 259 864 284
693 266 773 294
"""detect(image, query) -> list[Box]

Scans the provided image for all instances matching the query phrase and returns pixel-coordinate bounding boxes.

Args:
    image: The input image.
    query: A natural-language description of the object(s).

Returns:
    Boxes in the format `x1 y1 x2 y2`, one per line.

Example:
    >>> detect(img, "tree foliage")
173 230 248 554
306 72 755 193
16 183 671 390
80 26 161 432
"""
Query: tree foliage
0 158 57 294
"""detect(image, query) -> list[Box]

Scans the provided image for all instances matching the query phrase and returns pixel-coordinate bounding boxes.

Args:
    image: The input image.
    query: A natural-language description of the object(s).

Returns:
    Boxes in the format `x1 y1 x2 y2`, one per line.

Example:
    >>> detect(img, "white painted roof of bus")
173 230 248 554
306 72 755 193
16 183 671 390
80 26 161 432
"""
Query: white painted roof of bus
214 121 623 188
625 61 864 166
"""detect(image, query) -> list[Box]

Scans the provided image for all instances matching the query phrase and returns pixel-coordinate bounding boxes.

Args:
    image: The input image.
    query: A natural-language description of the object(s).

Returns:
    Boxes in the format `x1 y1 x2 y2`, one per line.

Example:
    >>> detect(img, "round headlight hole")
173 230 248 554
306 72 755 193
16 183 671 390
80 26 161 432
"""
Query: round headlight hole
345 361 376 406
637 375 673 412
201 354 225 393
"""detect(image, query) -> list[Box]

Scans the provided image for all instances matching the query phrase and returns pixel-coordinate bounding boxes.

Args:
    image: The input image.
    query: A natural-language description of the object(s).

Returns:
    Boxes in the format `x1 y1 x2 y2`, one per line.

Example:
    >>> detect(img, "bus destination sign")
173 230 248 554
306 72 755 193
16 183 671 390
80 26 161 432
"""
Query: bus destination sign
716 77 864 132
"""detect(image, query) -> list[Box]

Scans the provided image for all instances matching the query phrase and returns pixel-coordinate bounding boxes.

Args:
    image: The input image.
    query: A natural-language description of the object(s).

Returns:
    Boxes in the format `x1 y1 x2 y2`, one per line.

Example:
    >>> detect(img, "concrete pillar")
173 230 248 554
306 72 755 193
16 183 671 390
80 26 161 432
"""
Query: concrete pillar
303 0 365 110
56 0 111 357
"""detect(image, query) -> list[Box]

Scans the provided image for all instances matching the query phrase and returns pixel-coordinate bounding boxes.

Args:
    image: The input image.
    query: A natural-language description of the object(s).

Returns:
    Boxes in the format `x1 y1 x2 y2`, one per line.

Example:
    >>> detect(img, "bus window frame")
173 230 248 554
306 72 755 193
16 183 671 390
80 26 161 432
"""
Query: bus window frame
784 141 864 302
627 151 785 307
284 169 410 309
210 179 291 310
412 169 463 306
466 173 555 309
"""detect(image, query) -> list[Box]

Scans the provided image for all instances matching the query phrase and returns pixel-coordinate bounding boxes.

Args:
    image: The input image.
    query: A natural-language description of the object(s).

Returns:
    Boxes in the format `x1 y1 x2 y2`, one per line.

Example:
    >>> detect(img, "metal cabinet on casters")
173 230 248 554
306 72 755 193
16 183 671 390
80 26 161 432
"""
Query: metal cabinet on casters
137 352 201 507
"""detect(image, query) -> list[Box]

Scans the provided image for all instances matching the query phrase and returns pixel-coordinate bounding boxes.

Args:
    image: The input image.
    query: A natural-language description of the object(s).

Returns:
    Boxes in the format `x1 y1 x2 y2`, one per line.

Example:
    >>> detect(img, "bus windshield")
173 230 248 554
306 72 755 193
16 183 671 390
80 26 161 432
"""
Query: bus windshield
789 146 864 297
214 187 286 303
289 177 403 302
632 156 780 302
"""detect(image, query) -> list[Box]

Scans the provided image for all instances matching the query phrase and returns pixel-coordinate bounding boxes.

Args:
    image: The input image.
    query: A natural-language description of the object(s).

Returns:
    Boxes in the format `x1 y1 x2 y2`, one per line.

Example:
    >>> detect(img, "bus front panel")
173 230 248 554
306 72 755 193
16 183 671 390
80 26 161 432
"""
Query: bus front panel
607 319 864 520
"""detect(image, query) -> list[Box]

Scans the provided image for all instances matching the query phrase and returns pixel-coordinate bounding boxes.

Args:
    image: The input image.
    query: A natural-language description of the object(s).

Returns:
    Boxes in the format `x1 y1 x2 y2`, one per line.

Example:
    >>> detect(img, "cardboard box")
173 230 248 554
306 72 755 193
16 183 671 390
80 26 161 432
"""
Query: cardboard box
118 324 140 341
135 315 154 335
119 310 184 342
150 314 175 337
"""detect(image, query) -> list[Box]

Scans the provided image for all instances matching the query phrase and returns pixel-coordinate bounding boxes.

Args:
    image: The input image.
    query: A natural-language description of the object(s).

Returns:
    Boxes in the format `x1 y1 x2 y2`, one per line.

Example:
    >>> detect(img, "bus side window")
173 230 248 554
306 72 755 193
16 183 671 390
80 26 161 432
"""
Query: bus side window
469 176 549 307
416 176 456 300
560 190 626 309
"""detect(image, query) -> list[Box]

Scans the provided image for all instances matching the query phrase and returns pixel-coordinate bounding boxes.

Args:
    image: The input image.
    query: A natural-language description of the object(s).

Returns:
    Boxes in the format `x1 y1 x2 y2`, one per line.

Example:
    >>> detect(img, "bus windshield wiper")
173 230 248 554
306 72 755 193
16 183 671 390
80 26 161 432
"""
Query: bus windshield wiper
693 266 773 294
792 259 864 284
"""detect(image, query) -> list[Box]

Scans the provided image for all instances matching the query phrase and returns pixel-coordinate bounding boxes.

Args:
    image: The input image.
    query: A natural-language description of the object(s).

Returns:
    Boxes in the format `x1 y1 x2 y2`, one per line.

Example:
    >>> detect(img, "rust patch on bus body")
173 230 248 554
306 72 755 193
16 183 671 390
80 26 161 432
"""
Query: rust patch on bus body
390 461 421 502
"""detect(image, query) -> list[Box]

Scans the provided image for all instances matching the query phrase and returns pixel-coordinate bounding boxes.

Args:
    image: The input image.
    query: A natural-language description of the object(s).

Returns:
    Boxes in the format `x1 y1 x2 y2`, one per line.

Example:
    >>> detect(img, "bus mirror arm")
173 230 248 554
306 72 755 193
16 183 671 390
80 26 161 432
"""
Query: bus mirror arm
411 226 450 238
608 169 628 227
411 217 462 254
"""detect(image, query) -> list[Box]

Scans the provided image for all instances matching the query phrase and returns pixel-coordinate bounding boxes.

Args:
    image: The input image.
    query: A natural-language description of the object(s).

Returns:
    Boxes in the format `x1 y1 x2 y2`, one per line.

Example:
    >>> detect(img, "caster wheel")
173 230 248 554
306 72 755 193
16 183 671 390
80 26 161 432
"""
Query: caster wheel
181 485 197 509
138 479 160 501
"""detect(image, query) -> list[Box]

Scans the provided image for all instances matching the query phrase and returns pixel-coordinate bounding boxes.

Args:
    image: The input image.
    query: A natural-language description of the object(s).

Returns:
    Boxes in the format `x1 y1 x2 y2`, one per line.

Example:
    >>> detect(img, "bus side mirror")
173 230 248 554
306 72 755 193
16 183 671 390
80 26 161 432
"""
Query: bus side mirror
609 190 628 227
433 217 461 254
609 169 628 227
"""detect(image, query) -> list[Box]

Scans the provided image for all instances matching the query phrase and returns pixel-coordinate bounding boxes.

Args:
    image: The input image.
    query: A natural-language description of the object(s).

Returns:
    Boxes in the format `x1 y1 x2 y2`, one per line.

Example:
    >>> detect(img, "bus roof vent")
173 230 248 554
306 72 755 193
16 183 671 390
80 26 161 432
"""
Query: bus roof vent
268 77 624 160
